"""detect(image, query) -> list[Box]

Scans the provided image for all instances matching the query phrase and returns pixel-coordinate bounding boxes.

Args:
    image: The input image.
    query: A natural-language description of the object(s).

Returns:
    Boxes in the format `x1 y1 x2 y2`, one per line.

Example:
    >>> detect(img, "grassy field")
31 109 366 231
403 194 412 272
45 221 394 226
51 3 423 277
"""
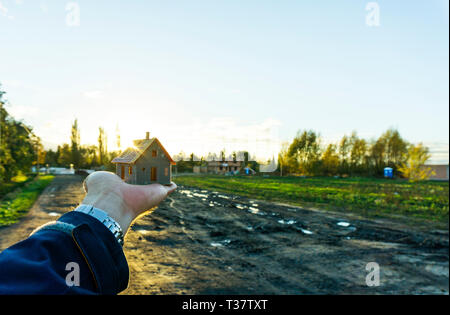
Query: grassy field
0 175 54 227
175 175 449 224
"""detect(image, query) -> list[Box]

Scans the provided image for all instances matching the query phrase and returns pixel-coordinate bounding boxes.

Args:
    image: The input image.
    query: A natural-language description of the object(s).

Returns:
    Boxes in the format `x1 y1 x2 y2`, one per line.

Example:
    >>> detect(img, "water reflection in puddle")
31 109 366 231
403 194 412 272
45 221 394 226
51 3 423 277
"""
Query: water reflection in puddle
210 239 231 247
248 207 260 214
300 228 313 235
337 222 350 227
278 219 296 225
193 192 209 198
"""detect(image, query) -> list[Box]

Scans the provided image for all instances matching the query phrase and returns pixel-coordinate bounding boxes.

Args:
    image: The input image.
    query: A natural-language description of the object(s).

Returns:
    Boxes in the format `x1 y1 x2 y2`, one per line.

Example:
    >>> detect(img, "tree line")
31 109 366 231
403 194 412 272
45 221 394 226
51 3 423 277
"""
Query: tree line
278 129 434 180
1 82 436 182
43 120 119 172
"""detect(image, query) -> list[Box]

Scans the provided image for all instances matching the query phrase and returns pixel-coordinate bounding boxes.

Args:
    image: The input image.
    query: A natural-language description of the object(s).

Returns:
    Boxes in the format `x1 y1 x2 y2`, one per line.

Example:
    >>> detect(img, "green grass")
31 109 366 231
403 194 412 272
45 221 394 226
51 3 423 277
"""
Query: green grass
0 175 54 227
175 175 449 223
0 174 36 199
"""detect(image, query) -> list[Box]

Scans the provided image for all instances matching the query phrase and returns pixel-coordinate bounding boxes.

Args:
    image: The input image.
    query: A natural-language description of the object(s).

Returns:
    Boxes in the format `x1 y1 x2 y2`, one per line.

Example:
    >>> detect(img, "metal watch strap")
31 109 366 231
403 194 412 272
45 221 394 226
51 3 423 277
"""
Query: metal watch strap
74 204 124 246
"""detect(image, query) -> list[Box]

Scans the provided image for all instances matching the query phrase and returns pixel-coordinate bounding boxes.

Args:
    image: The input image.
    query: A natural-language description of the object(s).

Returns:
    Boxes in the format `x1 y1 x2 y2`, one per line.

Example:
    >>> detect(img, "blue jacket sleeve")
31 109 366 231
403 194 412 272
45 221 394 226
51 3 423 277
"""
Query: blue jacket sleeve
0 211 129 295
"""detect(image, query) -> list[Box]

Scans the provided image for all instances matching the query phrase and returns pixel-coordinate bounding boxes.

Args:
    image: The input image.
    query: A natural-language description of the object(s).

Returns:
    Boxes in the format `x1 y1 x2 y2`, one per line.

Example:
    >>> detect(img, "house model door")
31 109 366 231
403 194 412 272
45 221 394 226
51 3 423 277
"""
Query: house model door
121 165 125 179
151 167 157 181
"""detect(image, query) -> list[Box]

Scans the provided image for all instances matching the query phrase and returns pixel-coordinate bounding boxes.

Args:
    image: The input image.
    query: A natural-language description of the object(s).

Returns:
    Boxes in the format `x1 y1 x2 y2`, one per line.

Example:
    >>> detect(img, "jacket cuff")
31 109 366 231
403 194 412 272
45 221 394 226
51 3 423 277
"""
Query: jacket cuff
58 211 129 294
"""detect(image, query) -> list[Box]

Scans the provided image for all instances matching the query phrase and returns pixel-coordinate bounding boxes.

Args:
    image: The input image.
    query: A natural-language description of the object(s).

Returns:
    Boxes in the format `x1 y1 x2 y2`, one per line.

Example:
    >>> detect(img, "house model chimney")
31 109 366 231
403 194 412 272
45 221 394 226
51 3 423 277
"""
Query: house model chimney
146 132 150 139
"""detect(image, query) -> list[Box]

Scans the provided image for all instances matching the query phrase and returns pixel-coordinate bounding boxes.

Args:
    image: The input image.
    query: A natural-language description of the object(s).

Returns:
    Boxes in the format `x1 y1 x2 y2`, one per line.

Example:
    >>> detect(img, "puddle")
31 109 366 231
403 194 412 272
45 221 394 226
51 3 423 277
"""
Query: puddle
252 203 259 207
209 203 215 207
300 228 313 235
248 207 260 214
210 239 231 247
246 226 254 231
235 204 246 210
218 195 230 200
179 190 194 197
193 192 209 198
278 219 296 225
337 222 350 227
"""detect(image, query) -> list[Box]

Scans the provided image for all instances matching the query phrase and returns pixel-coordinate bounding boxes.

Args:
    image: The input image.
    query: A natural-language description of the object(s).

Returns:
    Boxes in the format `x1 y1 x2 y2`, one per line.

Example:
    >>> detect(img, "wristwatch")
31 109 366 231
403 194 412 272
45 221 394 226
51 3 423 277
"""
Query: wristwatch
74 204 124 246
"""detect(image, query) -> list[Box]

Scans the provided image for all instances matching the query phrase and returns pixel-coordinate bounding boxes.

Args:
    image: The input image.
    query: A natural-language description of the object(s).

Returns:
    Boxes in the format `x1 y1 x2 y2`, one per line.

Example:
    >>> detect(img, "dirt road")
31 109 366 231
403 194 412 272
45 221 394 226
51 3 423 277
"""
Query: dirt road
1 175 448 294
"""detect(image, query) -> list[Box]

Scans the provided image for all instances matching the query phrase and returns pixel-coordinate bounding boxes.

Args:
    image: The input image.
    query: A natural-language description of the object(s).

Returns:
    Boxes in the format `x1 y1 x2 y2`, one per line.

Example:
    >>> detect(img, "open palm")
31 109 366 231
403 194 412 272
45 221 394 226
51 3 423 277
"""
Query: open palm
81 171 177 233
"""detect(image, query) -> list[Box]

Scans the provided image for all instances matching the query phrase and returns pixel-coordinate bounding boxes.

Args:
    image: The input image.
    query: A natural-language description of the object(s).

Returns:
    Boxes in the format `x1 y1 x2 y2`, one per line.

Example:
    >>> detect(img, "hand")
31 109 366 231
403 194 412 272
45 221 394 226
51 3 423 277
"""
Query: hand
81 171 177 234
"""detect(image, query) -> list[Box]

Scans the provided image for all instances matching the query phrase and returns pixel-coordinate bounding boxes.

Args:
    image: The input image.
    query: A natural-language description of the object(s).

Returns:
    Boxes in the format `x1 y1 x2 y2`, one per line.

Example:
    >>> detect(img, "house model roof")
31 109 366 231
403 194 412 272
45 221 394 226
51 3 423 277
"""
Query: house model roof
111 137 176 165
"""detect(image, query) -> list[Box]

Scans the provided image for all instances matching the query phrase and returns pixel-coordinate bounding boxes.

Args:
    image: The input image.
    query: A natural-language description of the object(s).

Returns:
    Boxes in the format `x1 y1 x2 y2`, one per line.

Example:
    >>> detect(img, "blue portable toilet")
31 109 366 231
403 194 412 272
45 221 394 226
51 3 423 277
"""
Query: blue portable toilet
384 167 393 179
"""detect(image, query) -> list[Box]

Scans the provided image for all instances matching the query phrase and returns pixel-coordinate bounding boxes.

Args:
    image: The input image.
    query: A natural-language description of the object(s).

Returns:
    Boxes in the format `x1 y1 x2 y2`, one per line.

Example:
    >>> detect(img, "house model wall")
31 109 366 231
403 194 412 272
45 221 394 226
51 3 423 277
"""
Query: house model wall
112 132 176 185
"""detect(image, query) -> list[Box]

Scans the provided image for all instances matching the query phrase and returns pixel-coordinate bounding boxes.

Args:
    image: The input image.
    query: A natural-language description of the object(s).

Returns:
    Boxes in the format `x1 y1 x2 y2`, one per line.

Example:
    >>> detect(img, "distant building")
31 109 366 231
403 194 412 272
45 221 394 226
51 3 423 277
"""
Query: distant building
425 164 449 181
194 161 243 174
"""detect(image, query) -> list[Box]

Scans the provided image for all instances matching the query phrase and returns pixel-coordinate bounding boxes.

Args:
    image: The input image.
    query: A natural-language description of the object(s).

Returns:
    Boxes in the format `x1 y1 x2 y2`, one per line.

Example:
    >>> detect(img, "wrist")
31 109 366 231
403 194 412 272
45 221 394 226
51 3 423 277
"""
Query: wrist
82 192 135 234
74 205 126 246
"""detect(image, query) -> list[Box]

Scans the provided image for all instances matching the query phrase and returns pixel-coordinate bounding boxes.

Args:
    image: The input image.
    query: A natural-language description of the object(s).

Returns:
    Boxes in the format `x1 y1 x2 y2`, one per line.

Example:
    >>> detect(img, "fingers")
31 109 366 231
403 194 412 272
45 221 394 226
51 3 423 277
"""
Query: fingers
164 182 177 195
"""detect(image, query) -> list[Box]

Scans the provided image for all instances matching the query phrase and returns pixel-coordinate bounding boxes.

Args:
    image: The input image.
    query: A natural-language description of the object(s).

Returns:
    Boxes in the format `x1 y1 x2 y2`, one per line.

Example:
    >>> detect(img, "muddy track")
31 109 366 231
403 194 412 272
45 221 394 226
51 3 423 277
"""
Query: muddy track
1 175 448 294
123 187 448 295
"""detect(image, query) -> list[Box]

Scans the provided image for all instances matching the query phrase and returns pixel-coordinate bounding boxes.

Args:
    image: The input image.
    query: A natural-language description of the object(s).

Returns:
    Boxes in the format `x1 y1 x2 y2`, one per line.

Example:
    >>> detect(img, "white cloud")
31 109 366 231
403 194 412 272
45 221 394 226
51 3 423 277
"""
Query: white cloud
0 1 14 19
0 1 8 16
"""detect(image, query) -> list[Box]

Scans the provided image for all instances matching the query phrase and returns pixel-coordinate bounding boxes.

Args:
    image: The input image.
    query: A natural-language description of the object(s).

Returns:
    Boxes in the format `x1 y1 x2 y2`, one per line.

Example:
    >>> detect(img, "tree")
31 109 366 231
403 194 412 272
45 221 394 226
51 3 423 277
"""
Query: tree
382 128 408 167
57 144 72 167
0 85 36 181
98 127 107 166
398 143 435 182
71 119 81 168
321 144 340 176
287 130 321 175
368 128 408 176
338 135 351 175
349 132 368 175
45 149 59 166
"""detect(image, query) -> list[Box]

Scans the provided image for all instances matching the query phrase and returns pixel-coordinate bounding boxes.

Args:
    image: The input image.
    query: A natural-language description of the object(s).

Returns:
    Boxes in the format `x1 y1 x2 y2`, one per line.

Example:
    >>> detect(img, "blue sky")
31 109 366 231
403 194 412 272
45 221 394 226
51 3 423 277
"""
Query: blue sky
0 0 448 163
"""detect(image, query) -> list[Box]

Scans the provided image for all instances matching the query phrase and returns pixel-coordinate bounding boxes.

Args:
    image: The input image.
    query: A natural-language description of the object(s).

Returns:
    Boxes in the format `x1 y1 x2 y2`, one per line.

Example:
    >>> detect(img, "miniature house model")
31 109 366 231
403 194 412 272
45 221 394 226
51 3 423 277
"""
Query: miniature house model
112 132 176 185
